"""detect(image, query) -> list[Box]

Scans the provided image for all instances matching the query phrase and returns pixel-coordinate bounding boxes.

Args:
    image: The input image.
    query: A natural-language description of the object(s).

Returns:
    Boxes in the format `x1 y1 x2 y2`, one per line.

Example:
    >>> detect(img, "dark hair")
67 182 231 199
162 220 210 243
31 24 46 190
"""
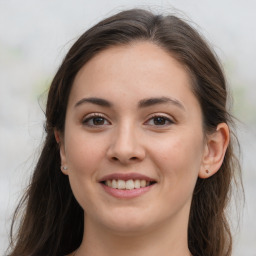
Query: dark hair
8 8 242 256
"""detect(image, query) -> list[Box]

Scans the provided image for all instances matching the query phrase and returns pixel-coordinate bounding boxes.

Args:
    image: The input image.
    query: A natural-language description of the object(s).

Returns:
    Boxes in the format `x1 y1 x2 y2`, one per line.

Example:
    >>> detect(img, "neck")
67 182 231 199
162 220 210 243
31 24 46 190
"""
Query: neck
77 211 191 256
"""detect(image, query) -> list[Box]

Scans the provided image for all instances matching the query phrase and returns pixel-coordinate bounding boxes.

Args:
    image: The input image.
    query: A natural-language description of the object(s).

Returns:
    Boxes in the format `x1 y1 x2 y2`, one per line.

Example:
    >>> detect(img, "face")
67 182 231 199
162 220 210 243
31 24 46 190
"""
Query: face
59 42 208 235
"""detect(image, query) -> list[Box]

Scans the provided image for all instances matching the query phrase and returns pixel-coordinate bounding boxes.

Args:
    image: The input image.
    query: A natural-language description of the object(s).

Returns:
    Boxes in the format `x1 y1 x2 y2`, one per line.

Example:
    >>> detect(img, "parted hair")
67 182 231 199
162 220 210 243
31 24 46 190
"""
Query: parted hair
8 8 242 256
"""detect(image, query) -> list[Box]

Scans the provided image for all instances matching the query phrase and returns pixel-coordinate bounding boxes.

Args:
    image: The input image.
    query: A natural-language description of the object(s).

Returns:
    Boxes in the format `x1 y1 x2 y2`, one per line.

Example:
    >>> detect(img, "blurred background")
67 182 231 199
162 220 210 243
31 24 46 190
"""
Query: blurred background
0 0 255 255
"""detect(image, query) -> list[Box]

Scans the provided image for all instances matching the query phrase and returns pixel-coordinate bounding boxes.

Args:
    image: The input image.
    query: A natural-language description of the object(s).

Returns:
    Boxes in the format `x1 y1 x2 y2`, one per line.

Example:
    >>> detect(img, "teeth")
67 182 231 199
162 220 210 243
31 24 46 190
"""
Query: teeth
117 180 126 189
140 180 146 188
104 179 154 189
112 180 117 189
126 179 134 190
134 179 140 189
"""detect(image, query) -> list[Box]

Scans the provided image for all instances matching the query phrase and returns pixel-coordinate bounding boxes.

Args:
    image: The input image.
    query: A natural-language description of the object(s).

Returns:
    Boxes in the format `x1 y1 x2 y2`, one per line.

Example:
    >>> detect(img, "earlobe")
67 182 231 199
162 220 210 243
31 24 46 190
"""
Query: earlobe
54 129 69 175
199 123 230 179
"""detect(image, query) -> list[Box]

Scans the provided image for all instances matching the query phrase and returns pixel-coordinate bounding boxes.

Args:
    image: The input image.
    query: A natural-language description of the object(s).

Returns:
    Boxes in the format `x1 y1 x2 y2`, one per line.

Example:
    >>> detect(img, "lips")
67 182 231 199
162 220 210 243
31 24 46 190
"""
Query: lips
99 173 156 189
98 173 157 197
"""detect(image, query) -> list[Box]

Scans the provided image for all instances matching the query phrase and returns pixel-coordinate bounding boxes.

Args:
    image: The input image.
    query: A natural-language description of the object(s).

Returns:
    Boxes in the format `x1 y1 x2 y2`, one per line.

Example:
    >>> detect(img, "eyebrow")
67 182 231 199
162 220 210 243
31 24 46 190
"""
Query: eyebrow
74 96 185 110
75 97 112 108
138 97 185 110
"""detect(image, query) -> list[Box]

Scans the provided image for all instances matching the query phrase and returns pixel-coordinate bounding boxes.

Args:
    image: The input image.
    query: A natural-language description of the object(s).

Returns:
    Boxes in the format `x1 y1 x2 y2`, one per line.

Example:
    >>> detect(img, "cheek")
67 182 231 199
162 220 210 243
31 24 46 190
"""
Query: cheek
65 131 106 173
151 132 204 211
63 132 107 210
149 130 204 181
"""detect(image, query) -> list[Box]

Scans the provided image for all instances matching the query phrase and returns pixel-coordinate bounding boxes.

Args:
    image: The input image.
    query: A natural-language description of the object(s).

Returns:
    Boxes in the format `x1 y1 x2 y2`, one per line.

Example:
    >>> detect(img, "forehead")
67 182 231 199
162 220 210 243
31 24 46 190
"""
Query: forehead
69 41 199 111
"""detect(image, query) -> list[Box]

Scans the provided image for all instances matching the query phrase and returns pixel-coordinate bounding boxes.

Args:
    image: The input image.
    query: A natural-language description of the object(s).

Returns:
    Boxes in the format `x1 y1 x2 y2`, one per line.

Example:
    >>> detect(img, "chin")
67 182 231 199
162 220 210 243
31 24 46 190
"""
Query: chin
99 208 157 235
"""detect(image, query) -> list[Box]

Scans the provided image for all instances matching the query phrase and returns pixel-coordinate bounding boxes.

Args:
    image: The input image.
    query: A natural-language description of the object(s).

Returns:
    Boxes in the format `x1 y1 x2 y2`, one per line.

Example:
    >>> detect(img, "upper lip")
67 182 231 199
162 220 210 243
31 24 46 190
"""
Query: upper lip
98 173 157 182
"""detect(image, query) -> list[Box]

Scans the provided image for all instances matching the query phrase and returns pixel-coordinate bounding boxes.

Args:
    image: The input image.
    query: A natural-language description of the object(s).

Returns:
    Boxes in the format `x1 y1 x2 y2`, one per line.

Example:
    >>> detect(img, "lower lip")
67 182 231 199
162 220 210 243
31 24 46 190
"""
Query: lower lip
101 183 155 199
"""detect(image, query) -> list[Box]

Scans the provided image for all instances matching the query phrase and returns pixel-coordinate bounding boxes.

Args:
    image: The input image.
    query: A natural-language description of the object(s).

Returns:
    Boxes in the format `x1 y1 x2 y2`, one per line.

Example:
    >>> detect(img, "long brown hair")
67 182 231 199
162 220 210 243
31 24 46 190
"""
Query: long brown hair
8 9 242 256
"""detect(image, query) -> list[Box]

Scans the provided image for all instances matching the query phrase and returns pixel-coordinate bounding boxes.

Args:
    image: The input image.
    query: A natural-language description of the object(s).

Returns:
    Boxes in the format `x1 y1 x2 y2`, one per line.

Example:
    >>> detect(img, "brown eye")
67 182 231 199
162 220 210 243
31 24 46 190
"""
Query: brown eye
82 114 110 127
92 117 105 125
145 115 174 127
153 117 167 125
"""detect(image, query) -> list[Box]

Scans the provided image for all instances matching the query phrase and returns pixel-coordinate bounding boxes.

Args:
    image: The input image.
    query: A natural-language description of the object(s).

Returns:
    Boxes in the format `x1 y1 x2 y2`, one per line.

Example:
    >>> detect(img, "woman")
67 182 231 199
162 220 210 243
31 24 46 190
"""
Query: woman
8 8 242 256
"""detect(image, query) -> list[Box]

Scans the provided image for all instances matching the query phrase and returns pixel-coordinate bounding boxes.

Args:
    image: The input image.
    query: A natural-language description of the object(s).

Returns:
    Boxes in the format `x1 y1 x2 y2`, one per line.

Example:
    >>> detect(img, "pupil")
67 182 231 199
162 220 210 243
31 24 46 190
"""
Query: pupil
154 117 165 125
93 117 104 125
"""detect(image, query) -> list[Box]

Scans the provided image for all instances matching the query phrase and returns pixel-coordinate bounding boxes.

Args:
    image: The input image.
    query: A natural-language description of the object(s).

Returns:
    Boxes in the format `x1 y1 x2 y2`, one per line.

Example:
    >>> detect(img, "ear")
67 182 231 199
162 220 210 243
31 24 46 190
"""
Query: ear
199 123 230 179
54 129 69 175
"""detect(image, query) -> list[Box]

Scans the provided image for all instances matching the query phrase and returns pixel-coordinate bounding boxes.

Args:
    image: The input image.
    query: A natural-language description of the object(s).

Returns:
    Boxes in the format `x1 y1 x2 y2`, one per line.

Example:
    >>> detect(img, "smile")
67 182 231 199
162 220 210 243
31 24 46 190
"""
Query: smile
103 179 156 190
99 173 157 198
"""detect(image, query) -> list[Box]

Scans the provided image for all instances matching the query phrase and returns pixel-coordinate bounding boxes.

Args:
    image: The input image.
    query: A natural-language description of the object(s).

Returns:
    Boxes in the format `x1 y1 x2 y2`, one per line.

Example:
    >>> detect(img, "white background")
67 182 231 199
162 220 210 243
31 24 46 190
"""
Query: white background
0 0 255 255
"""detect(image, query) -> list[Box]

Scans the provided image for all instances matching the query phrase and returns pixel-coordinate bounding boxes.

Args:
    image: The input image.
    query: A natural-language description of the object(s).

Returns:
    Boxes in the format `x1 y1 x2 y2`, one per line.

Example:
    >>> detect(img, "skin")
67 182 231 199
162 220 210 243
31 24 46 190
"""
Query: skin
56 41 229 256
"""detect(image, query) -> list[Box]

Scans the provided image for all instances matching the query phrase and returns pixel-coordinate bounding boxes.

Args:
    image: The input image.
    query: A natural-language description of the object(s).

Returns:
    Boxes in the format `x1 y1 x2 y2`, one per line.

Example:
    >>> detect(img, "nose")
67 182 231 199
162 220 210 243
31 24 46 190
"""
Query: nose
106 123 146 164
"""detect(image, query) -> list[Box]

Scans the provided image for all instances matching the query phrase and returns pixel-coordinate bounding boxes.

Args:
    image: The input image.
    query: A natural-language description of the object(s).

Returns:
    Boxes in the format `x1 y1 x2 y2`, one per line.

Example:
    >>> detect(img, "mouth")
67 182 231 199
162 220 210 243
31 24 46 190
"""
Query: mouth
101 179 157 190
98 173 157 191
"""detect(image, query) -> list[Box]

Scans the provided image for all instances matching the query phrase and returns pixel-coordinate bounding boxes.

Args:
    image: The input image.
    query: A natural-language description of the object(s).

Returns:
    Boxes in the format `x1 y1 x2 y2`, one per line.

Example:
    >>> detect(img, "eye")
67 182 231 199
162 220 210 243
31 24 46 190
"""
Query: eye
145 115 174 126
82 114 111 127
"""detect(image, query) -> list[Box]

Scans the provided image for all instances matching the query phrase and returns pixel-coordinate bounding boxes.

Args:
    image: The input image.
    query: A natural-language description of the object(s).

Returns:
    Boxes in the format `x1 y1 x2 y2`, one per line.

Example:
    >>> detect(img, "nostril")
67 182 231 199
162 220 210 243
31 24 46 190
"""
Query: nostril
111 156 138 162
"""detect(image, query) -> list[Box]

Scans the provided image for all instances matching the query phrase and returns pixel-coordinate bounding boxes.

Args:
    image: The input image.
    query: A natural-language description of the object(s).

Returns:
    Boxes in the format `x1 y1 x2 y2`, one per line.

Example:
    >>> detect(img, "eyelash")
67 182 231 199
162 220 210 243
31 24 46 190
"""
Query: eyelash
82 113 174 128
145 114 174 127
82 113 111 127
